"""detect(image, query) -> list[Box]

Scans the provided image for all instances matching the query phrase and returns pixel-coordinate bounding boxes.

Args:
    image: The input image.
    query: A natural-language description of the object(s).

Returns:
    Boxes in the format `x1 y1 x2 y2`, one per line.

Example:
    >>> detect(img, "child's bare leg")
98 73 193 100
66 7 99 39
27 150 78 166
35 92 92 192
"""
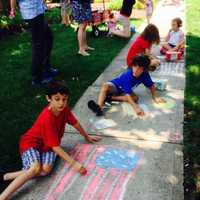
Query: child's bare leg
4 170 26 181
98 83 114 108
162 43 172 51
0 163 41 200
112 93 139 103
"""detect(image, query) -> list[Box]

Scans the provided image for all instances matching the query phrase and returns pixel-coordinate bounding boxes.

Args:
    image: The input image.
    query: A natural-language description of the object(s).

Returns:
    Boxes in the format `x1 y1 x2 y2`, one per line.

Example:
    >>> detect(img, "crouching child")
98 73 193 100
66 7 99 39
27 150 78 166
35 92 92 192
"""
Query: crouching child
88 55 165 116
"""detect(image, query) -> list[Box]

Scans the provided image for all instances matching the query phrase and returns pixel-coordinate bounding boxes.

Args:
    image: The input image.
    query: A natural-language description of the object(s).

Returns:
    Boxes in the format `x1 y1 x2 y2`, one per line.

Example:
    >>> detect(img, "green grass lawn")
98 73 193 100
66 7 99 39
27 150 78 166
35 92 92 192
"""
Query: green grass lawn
0 17 142 184
184 0 200 199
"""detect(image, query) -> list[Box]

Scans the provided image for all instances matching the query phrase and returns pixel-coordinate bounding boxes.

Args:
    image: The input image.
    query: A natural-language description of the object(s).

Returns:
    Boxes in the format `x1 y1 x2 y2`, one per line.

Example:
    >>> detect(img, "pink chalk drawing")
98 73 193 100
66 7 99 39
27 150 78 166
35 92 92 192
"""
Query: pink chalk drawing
160 131 183 142
44 144 144 200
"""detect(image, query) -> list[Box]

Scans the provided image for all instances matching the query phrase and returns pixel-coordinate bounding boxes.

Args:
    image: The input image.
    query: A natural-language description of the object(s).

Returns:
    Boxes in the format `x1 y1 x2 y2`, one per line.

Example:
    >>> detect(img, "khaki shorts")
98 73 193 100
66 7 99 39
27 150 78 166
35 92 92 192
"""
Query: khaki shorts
117 14 130 34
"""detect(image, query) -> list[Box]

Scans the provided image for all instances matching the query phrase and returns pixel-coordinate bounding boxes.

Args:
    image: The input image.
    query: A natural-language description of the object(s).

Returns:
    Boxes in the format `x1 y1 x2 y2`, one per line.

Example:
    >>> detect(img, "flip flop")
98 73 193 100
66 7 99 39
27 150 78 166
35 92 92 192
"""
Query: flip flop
78 51 90 56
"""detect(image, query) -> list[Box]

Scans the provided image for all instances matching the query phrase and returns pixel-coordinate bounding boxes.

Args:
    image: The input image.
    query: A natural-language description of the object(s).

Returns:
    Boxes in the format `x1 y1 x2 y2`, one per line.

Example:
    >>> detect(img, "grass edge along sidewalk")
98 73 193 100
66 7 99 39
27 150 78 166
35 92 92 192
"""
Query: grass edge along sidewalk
184 0 200 199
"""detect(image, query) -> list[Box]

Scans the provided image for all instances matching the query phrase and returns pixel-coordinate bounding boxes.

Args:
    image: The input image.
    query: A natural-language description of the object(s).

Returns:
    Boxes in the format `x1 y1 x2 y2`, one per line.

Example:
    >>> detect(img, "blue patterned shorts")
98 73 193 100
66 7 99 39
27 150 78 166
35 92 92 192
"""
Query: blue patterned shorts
21 148 57 170
71 1 92 23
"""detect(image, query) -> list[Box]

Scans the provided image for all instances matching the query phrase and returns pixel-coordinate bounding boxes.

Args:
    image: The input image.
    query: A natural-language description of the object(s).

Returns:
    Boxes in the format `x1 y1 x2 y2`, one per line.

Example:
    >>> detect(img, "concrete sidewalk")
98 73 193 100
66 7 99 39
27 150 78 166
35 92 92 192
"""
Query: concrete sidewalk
13 0 185 199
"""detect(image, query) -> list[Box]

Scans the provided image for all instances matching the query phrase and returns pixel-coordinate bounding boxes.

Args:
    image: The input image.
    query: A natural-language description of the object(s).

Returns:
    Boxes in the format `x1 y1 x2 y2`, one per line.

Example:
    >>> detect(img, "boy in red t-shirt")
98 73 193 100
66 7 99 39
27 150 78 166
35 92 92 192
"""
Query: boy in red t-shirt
127 24 161 71
0 81 101 200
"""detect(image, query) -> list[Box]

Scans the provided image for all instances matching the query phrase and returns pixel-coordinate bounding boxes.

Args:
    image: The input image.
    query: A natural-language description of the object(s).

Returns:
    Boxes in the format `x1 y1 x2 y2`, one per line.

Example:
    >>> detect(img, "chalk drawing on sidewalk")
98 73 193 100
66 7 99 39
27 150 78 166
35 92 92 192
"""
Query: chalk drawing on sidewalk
152 97 176 109
96 148 141 171
90 118 117 130
45 144 144 200
121 102 150 119
160 131 183 142
152 62 185 76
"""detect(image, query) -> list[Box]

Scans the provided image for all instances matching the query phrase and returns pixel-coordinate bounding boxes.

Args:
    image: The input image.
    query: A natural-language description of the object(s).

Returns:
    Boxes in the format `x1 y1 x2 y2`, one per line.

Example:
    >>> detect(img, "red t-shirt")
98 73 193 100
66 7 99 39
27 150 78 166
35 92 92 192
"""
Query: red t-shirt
126 36 151 67
19 106 78 154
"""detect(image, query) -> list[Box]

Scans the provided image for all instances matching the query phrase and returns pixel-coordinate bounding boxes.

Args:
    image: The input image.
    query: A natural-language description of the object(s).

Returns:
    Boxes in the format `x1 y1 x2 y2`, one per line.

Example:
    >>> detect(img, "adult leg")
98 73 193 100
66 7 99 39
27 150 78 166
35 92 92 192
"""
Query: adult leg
78 23 89 56
83 23 94 51
0 163 41 200
28 14 46 82
112 14 130 38
43 20 53 71
123 17 131 38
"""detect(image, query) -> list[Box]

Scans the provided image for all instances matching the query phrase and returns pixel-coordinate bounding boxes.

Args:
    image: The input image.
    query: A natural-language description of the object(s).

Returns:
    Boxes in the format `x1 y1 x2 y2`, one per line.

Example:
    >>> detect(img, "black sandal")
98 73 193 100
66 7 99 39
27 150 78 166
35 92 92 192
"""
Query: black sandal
88 100 103 116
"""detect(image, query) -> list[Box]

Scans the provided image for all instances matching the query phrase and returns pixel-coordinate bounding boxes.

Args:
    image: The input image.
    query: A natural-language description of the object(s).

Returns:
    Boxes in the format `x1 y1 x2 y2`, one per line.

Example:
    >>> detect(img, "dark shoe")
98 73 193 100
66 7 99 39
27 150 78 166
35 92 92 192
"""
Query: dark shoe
104 94 112 105
41 76 54 85
43 67 59 78
32 79 42 87
48 67 59 76
88 100 103 116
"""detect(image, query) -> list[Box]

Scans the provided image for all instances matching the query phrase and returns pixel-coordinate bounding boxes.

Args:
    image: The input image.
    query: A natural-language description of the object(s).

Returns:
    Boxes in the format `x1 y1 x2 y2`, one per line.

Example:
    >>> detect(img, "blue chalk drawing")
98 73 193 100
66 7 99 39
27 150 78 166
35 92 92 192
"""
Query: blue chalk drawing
95 148 141 171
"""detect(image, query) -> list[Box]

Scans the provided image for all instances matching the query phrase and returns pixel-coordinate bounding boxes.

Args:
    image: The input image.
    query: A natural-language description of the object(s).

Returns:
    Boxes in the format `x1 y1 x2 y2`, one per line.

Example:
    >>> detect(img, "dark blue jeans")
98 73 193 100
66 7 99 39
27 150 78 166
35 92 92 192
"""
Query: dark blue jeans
26 14 53 81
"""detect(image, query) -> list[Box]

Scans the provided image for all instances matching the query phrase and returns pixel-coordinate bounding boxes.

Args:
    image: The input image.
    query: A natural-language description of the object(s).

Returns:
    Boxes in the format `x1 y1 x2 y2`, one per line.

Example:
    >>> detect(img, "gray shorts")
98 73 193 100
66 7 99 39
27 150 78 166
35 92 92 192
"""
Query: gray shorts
106 82 123 96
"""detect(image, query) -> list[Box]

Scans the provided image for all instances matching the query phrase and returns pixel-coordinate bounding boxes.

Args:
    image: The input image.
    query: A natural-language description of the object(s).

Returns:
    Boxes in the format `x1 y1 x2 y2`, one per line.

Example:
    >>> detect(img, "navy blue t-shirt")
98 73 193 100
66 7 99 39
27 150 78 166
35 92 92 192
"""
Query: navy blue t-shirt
110 68 154 95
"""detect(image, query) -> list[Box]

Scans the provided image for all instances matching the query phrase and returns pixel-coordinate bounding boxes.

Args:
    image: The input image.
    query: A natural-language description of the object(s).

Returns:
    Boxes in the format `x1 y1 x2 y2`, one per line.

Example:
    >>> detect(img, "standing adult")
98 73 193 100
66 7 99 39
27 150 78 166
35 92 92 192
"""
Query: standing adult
71 0 94 56
10 0 59 86
112 0 136 38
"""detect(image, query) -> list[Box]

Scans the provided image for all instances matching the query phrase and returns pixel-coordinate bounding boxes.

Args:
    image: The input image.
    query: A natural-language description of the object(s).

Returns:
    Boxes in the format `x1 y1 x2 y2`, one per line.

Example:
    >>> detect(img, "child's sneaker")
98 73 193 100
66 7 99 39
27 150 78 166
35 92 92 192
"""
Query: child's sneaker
88 100 103 116
104 94 112 106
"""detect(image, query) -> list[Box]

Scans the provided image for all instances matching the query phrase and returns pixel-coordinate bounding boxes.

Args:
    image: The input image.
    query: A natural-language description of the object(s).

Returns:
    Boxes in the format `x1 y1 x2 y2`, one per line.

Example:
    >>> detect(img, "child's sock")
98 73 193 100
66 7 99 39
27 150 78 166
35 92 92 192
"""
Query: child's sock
104 94 112 105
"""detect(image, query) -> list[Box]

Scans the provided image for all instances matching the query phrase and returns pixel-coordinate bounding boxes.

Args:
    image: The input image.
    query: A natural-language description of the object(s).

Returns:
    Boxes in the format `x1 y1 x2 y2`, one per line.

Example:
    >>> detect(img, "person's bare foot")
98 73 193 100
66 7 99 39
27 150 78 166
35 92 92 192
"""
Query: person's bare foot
78 51 90 56
85 46 95 51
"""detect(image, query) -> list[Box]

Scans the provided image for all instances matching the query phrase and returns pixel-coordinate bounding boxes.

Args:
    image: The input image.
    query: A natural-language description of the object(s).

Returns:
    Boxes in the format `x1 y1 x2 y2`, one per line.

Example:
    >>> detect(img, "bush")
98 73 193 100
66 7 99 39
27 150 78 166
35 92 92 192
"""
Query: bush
45 7 61 24
0 7 61 38
0 11 24 33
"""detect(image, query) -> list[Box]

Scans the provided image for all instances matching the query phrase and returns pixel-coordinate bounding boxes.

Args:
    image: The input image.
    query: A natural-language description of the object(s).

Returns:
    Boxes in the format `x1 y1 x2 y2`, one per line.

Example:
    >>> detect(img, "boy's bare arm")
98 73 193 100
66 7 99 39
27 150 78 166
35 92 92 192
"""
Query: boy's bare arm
73 122 102 143
126 95 145 116
52 146 85 174
149 85 166 103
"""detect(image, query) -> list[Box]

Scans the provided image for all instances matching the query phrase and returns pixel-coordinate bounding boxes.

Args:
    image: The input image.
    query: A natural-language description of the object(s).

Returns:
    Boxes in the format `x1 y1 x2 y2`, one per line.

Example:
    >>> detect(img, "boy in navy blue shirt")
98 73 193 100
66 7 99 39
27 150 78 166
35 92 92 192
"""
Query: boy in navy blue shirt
88 55 165 116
